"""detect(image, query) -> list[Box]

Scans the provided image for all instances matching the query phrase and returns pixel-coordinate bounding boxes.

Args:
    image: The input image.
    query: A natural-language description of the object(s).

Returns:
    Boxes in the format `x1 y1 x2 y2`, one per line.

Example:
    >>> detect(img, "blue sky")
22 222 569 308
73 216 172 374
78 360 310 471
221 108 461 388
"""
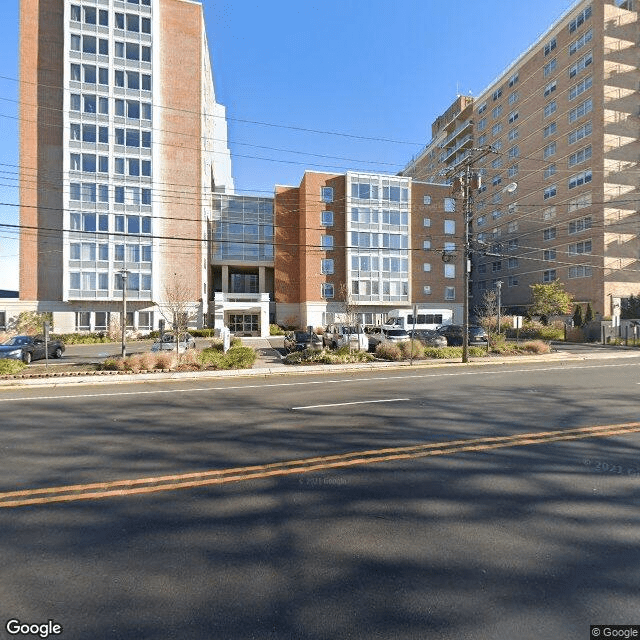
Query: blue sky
0 0 578 292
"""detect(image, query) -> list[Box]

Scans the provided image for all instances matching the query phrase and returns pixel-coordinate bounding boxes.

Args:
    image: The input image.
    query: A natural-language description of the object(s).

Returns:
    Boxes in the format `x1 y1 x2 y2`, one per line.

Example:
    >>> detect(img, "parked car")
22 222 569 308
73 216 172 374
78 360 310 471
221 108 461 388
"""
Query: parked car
323 325 368 351
0 335 65 364
284 331 323 352
367 327 413 351
436 324 488 346
412 329 448 348
151 333 196 353
382 328 410 343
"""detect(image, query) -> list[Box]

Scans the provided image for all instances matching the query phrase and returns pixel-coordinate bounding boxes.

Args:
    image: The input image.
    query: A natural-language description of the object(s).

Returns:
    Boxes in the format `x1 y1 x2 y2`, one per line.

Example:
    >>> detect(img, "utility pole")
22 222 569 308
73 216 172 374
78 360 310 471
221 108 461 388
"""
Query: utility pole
448 147 495 363
496 280 503 335
119 269 129 358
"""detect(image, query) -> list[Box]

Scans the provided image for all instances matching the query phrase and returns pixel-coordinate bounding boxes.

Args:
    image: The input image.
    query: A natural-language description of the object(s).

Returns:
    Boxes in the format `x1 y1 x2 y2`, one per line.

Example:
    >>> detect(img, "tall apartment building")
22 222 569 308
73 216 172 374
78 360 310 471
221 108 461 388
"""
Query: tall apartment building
274 171 462 330
403 0 640 318
19 0 233 333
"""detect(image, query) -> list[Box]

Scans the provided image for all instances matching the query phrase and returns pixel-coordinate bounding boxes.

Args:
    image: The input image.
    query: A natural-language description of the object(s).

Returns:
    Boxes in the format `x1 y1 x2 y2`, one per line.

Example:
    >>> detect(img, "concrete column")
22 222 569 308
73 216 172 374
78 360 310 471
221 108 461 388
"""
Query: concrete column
259 266 265 293
222 265 229 294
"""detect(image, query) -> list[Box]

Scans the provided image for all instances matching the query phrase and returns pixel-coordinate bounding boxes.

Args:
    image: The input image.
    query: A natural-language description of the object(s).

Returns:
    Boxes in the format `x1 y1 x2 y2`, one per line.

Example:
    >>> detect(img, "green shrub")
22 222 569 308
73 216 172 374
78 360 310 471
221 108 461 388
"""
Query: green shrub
190 329 217 338
284 348 373 365
52 332 113 345
270 324 286 336
199 345 255 370
0 359 27 375
423 346 463 359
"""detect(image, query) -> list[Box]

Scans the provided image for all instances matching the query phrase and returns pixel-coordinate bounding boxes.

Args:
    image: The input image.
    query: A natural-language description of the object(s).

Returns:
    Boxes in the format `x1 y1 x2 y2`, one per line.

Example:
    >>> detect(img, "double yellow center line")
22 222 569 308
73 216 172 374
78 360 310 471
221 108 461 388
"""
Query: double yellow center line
2 422 639 509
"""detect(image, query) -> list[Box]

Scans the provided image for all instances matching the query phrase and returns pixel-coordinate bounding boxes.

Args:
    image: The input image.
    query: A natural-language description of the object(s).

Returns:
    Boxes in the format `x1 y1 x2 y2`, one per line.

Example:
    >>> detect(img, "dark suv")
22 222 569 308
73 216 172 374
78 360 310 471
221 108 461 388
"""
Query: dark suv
436 324 488 346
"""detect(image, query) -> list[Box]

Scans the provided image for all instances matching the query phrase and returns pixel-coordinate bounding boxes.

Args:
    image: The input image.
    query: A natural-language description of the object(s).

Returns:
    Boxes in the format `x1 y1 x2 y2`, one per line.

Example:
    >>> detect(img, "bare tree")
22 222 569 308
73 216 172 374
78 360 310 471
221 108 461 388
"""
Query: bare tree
474 289 498 333
159 276 200 355
339 282 358 327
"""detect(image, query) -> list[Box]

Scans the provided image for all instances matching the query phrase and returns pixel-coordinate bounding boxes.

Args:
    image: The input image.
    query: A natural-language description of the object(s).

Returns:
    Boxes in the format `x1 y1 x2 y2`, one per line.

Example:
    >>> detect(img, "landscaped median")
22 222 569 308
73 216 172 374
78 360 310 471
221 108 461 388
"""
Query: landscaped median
0 339 256 380
283 338 552 365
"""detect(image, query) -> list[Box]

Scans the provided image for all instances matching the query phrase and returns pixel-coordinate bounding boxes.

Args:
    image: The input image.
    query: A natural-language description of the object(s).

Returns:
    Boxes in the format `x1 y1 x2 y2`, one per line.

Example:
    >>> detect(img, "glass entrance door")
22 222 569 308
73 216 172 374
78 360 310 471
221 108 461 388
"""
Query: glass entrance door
228 314 259 334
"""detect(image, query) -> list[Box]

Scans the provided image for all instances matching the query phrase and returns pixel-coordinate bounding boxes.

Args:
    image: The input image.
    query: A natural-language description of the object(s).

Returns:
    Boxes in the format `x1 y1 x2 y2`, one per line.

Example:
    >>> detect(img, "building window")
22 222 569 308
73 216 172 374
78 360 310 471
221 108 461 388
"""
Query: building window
492 88 503 101
492 105 503 119
569 265 592 278
423 286 432 295
568 146 592 168
423 195 431 205
570 28 593 55
568 170 592 189
321 235 333 250
321 187 334 203
543 249 557 261
543 142 557 159
508 110 519 123
569 98 593 124
544 164 557 179
492 261 502 272
544 38 557 56
569 6 592 34
444 198 456 213
423 263 431 272
544 81 557 97
444 220 455 235
568 216 592 236
321 259 334 274
543 58 557 78
321 210 334 226
568 240 592 255
508 258 519 269
569 51 593 79
543 227 557 241
423 240 431 250
544 100 557 118
321 283 334 299
444 287 455 301
544 185 555 201
444 264 455 279
508 145 519 159
508 72 519 87
423 217 431 227
569 75 592 101
543 270 557 282
492 123 503 136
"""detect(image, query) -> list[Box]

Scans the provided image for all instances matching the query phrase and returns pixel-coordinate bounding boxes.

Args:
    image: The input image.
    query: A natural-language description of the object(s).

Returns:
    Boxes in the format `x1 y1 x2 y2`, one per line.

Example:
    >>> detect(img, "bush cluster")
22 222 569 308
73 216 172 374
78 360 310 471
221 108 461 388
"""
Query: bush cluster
284 347 374 365
100 344 256 372
0 359 27 375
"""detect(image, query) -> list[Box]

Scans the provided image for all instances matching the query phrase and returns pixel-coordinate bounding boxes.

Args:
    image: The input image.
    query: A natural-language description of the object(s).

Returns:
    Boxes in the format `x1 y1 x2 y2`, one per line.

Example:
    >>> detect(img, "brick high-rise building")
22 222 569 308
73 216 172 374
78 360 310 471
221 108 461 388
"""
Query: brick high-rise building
403 0 640 318
19 0 233 333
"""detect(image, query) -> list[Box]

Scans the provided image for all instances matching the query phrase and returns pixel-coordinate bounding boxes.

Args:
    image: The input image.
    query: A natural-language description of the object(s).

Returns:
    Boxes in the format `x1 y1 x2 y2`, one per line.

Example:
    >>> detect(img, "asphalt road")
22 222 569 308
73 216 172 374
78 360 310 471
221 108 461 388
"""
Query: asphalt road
1 354 640 639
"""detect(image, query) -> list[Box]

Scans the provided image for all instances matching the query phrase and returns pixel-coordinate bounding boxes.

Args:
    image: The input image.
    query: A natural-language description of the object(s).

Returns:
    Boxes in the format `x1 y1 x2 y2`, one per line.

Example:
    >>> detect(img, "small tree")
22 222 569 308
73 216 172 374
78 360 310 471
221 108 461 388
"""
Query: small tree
474 290 498 333
15 311 53 335
621 294 640 319
584 303 594 324
572 304 584 328
529 281 573 323
160 277 200 355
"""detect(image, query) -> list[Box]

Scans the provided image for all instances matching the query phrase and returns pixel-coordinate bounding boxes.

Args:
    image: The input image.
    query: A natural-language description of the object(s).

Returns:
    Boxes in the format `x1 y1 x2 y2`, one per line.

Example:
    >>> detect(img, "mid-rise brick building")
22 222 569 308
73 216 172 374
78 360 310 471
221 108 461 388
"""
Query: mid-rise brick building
273 171 463 330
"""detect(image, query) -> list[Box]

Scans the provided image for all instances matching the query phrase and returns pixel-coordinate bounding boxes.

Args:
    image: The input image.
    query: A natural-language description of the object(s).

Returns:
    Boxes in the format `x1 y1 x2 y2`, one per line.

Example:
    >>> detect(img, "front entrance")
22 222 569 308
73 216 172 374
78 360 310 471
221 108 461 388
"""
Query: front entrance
228 313 259 335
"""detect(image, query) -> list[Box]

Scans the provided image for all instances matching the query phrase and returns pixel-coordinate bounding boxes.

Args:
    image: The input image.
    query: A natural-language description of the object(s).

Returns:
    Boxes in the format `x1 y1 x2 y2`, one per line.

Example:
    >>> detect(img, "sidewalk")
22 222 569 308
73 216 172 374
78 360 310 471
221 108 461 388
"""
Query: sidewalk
0 342 638 389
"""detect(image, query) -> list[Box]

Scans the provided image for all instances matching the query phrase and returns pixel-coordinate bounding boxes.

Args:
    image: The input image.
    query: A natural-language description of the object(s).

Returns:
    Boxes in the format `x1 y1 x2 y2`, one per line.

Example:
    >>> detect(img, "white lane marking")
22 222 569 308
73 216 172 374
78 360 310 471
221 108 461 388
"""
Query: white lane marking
0 361 637 403
291 398 410 411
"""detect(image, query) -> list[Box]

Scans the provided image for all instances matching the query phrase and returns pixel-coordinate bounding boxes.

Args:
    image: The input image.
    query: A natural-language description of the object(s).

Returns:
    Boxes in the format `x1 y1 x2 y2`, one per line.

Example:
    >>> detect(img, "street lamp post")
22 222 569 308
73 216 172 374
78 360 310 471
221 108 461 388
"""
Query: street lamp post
119 269 129 358
496 280 503 335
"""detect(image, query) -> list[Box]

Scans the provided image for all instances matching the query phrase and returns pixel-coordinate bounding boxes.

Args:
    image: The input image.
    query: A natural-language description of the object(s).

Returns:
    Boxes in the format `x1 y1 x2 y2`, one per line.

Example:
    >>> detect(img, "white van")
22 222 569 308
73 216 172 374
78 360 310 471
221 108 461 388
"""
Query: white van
384 308 454 331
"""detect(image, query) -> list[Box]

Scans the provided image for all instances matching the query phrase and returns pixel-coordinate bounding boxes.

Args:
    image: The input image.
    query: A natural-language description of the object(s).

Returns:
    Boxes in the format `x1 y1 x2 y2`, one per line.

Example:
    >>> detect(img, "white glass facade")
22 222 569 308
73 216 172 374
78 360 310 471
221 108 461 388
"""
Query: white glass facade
64 0 154 302
347 172 410 303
